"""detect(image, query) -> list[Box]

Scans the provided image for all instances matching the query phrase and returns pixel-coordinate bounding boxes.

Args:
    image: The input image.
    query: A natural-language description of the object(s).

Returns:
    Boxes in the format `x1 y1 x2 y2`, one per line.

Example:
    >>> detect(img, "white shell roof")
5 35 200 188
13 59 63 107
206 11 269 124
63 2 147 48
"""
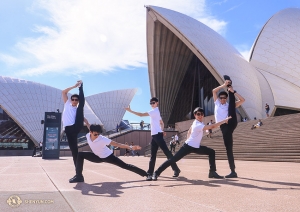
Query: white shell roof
147 6 263 119
0 76 136 144
85 88 138 131
250 8 300 112
0 76 64 144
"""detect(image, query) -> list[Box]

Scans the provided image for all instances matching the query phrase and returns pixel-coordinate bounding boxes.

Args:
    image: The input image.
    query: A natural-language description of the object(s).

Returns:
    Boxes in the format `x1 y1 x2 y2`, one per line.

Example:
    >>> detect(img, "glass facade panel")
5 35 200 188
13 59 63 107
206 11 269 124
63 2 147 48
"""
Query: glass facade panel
168 55 219 124
0 107 35 150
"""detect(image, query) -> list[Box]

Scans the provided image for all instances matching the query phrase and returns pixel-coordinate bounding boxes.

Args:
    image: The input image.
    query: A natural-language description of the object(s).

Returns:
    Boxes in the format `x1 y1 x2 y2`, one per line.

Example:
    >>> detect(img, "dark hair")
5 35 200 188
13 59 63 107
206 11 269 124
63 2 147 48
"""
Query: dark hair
150 97 159 102
193 107 204 114
218 91 228 98
71 94 79 99
90 124 103 133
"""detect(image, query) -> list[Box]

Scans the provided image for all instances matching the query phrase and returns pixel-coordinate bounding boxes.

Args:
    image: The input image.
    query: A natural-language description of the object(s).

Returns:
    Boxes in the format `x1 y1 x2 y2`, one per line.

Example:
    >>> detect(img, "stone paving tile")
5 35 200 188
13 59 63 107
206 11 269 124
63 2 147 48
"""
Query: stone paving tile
0 156 299 212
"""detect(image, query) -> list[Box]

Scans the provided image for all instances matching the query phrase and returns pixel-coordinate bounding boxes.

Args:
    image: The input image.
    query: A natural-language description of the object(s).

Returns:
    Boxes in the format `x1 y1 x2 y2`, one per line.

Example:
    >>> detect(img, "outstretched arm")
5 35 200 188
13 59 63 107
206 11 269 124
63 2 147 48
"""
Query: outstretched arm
62 81 81 103
203 116 232 131
125 105 149 117
110 141 141 151
212 80 231 102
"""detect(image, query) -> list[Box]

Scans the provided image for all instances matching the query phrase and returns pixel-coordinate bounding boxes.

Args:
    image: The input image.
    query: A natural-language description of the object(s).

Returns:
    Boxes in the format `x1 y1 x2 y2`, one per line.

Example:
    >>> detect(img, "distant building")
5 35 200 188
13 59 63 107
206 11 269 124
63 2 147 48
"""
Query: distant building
146 6 300 126
0 76 137 148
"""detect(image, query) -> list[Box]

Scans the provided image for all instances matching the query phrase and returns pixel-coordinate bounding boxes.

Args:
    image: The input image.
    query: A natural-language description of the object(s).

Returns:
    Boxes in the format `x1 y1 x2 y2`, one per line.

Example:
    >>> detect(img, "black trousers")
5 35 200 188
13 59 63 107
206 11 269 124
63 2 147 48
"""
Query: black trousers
170 145 175 153
220 91 238 171
155 143 216 176
76 152 147 177
147 132 180 174
65 84 85 167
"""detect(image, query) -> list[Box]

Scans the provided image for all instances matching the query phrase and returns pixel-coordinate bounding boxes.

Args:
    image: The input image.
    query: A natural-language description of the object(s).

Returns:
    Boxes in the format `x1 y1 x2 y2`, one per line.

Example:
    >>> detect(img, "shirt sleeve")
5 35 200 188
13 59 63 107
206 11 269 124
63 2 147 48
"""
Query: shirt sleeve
214 98 220 106
148 109 154 116
99 135 111 145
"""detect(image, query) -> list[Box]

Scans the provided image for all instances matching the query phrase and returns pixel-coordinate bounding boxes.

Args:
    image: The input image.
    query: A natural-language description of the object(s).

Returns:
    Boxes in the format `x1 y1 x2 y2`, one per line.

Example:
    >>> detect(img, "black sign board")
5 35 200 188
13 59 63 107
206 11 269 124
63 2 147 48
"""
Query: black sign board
42 112 61 159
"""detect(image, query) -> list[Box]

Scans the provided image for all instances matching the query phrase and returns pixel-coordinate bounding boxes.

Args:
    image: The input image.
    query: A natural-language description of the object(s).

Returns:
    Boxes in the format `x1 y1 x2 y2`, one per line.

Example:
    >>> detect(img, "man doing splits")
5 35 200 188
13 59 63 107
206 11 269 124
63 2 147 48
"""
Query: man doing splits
152 107 231 180
212 75 245 178
125 97 180 181
62 81 88 167
69 124 147 183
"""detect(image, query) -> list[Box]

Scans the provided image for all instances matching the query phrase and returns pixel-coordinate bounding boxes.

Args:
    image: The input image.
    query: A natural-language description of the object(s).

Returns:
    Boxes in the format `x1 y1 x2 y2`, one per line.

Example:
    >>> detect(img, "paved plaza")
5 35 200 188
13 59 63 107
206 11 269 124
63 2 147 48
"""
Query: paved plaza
0 156 300 212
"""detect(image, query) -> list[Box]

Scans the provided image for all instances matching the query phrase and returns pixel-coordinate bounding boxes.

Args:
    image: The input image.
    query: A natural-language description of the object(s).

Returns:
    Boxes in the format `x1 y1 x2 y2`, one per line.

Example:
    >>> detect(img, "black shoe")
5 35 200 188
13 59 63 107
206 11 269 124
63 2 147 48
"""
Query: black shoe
225 171 238 178
208 171 224 179
152 173 158 181
173 169 181 177
146 174 152 181
223 75 232 84
69 175 84 183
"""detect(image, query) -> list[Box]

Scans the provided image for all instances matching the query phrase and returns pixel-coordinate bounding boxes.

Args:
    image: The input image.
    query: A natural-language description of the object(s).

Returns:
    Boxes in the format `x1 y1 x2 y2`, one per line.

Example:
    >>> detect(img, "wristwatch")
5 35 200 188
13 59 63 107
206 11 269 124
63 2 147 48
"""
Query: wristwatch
233 90 237 94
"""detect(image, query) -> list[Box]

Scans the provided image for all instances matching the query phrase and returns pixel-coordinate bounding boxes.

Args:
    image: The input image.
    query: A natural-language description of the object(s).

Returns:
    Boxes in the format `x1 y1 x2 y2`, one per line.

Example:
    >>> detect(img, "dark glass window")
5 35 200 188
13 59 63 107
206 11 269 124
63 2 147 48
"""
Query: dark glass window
0 108 34 150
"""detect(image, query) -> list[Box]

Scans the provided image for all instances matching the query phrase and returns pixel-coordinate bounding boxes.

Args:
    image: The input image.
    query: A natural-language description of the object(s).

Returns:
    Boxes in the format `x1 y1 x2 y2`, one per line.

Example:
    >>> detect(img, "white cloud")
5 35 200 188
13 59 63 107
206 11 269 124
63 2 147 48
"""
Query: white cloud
1 0 227 76
235 44 251 61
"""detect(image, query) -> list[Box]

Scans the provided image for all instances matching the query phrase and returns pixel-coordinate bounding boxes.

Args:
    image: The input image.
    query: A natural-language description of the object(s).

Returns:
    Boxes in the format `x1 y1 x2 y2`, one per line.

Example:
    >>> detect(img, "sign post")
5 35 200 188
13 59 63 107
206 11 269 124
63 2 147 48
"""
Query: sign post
42 112 61 159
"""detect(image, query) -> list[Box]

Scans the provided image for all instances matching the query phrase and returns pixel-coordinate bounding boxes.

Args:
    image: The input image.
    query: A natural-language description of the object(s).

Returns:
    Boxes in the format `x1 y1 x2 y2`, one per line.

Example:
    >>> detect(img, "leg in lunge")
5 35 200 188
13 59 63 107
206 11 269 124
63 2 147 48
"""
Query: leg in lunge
69 124 147 183
212 76 245 178
153 107 231 181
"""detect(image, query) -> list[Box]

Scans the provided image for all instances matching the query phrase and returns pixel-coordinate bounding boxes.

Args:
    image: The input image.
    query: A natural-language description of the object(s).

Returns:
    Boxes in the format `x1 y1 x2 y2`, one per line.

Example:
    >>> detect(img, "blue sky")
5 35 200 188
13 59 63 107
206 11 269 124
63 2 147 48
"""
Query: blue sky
0 0 300 124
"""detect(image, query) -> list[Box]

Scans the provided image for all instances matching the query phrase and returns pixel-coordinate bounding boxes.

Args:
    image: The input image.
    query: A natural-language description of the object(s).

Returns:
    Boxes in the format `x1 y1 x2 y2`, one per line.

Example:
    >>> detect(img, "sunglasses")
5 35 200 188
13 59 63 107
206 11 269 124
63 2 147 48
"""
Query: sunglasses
219 97 227 100
150 102 157 105
93 133 100 137
71 98 79 101
195 113 203 116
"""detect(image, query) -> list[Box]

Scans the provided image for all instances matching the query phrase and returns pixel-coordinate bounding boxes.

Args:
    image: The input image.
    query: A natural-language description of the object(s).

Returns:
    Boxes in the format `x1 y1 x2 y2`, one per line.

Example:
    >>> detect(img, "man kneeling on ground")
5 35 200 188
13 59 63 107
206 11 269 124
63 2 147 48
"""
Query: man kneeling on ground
69 124 147 183
152 107 231 181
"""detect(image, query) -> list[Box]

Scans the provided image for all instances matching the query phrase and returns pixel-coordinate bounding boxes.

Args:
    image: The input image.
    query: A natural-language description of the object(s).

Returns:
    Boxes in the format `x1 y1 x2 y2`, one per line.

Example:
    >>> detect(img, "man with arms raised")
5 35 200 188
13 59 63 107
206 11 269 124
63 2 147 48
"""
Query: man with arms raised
212 76 245 178
62 81 88 167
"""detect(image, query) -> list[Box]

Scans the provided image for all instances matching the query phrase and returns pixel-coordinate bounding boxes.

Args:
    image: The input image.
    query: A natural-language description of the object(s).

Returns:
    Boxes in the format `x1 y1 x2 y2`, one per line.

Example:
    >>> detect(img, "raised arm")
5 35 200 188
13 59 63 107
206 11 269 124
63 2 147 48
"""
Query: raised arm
124 105 149 117
62 81 81 103
212 80 231 102
110 141 141 151
227 86 245 108
203 116 232 131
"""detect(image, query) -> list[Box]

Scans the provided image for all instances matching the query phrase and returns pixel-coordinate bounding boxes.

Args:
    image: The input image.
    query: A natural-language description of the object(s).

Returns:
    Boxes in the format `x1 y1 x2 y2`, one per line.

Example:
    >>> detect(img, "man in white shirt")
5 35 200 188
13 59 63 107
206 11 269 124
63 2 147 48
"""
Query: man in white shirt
62 81 88 168
69 124 147 183
152 107 231 180
125 97 180 181
212 76 245 178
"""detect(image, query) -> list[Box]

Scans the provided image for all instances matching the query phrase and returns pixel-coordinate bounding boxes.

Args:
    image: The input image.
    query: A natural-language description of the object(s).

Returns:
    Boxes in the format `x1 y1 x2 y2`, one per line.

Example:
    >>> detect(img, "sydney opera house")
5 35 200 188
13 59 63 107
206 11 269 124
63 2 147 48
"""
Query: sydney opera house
0 76 137 150
146 6 300 126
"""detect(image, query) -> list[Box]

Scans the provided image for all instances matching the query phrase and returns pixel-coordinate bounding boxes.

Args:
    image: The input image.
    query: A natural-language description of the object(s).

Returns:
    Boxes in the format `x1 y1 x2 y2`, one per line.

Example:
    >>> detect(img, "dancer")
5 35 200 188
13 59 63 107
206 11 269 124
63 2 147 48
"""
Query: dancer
212 75 245 178
69 124 147 183
152 107 231 180
125 97 180 181
62 81 88 167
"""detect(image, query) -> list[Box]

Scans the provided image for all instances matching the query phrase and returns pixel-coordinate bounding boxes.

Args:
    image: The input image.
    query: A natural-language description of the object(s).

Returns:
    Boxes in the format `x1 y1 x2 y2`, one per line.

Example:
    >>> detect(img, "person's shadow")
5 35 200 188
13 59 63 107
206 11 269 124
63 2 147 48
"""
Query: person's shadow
160 176 221 188
73 180 156 197
159 176 300 191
